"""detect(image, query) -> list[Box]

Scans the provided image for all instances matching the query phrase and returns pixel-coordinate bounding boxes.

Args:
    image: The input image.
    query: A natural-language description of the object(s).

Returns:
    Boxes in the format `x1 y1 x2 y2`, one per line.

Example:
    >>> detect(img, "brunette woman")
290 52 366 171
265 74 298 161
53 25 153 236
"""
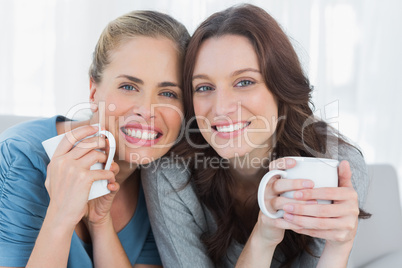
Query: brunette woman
143 4 369 267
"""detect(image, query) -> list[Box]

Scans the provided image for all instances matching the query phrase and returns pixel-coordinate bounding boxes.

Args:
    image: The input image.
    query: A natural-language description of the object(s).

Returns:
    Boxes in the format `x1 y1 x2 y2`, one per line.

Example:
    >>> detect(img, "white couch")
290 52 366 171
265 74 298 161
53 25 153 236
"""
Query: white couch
348 164 402 267
0 114 39 133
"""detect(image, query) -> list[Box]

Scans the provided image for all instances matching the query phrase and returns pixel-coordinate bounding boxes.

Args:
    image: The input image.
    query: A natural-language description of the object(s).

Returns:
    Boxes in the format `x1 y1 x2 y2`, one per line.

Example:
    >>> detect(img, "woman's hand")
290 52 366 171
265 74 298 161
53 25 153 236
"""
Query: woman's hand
237 158 315 267
282 160 359 248
45 125 116 228
254 158 315 246
84 161 120 229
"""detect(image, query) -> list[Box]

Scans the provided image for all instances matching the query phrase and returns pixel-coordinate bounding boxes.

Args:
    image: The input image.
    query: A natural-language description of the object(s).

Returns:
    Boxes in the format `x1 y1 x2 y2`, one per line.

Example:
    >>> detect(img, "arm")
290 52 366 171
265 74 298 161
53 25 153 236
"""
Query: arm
240 147 369 267
141 164 215 268
88 215 132 267
0 139 58 267
27 126 116 267
236 218 277 268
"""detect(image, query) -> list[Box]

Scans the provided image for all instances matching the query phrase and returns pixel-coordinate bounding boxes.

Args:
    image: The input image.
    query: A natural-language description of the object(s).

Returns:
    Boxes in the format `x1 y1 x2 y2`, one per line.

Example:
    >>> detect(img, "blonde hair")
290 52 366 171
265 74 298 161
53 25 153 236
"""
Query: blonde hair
89 10 190 83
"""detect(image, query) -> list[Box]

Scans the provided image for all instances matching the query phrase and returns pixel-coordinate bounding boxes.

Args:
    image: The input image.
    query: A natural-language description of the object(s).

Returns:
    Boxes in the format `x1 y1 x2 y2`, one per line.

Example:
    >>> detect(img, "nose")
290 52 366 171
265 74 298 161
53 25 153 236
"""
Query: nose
132 94 156 121
213 86 238 117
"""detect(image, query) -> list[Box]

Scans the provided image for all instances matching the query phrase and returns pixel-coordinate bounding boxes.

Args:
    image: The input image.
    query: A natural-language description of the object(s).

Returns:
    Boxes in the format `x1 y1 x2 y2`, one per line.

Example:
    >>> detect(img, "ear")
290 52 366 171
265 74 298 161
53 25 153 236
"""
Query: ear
89 78 98 113
89 78 97 102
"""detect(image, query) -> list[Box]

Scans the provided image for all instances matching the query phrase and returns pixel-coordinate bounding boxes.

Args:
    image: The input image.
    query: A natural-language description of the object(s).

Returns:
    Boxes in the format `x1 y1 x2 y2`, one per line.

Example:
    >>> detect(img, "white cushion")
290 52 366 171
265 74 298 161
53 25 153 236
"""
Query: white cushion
349 164 402 267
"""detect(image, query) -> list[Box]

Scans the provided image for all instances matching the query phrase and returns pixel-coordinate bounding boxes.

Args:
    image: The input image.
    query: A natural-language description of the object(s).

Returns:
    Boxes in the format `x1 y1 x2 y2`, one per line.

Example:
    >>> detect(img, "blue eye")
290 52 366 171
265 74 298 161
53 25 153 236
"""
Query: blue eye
160 91 177 99
235 80 254 87
195 85 213 92
120 85 135 91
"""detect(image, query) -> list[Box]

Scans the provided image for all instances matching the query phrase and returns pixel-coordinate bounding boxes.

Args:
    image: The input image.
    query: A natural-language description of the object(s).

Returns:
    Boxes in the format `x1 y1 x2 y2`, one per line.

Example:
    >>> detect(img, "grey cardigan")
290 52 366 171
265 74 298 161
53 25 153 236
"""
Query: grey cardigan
141 144 370 268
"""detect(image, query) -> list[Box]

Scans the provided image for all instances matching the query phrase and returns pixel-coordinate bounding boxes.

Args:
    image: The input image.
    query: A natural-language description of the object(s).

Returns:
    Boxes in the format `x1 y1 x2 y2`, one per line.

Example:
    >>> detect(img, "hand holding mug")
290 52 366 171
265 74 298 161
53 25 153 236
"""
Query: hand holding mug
258 157 339 219
42 125 117 226
43 124 116 200
258 157 359 247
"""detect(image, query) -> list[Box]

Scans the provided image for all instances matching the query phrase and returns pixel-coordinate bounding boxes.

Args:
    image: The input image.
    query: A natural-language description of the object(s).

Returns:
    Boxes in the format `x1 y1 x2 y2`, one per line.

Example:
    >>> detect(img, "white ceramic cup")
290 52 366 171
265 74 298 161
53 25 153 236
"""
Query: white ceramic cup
257 157 339 218
42 124 116 200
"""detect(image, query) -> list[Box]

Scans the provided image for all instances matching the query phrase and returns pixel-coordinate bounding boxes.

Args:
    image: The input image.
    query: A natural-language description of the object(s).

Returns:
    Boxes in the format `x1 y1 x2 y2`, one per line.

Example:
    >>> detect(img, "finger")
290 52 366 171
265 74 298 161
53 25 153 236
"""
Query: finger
272 178 314 194
76 150 108 168
54 125 99 158
107 181 120 193
271 196 318 212
269 157 296 171
290 225 357 243
338 160 353 188
267 217 305 231
109 162 120 176
283 213 358 231
88 169 115 182
292 186 358 202
68 136 107 159
283 202 356 218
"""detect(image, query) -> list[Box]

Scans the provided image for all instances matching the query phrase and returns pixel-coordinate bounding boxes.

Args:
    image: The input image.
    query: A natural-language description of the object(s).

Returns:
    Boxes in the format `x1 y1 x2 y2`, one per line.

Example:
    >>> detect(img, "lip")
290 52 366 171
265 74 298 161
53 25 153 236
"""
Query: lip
211 121 251 139
120 123 163 147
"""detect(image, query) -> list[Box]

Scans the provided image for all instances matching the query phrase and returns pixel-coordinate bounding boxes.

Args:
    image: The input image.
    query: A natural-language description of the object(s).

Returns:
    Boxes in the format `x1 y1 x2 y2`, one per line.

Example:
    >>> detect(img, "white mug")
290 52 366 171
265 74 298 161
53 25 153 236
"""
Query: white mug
257 157 339 218
42 124 116 200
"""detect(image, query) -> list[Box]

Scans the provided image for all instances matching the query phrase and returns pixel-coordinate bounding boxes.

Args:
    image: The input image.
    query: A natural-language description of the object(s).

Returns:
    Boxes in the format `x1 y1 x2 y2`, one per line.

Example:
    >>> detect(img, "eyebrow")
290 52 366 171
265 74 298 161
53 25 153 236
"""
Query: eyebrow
231 68 260 77
116 75 180 88
192 68 261 81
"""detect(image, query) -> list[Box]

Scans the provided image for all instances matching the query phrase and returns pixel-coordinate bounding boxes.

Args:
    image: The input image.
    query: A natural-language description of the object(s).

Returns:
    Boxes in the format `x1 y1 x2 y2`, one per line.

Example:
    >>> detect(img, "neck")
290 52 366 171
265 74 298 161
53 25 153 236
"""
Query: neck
228 151 270 186
115 160 138 185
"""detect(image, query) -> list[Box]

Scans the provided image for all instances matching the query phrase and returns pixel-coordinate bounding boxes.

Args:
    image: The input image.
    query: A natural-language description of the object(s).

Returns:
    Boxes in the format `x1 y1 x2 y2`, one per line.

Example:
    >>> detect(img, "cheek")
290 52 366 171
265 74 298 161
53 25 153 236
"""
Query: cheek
193 99 209 121
163 107 183 135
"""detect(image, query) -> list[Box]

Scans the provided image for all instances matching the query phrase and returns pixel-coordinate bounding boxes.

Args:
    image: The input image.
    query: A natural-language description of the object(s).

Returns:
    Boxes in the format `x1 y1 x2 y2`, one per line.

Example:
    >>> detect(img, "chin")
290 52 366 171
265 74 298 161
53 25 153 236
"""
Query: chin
213 147 248 160
123 148 170 165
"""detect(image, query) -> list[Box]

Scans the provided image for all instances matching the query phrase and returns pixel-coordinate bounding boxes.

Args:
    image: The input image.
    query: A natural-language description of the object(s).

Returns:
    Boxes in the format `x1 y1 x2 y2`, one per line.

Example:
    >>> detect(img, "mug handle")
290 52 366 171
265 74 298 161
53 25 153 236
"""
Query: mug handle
88 130 116 201
98 130 116 170
257 170 287 219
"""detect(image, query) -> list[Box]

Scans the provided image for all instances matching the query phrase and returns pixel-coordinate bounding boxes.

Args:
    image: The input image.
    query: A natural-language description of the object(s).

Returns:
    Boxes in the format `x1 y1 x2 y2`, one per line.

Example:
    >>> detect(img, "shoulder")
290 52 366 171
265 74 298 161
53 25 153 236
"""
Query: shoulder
0 115 62 143
140 157 215 267
140 155 214 226
330 141 370 207
141 155 192 191
0 116 62 172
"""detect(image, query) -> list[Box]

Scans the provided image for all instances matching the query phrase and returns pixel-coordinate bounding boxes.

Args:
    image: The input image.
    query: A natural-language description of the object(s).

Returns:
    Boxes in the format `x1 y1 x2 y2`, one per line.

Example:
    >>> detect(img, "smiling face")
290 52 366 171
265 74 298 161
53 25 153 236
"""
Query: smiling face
90 36 183 165
192 34 278 160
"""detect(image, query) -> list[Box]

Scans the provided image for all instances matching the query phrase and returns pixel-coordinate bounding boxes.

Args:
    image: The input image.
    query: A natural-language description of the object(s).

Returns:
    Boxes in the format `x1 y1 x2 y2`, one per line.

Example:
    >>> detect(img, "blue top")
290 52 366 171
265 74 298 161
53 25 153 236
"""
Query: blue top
0 116 161 267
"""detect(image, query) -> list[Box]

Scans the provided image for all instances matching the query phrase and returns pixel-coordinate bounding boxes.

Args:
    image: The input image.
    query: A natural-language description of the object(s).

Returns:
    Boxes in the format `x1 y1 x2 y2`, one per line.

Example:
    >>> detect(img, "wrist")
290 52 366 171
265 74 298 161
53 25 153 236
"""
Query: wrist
45 203 77 233
318 240 354 268
236 226 277 268
255 216 283 248
325 239 354 254
250 221 279 251
87 213 114 236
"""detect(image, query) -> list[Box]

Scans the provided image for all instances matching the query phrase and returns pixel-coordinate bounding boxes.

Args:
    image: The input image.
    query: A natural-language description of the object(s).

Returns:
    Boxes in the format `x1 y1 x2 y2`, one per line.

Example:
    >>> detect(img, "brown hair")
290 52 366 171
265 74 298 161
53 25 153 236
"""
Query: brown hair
178 4 369 266
89 10 190 83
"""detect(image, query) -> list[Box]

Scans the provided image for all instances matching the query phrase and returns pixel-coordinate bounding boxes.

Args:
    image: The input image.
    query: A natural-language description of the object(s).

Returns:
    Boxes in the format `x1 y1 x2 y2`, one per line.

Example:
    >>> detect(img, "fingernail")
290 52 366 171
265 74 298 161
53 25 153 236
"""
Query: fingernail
302 181 314 188
286 158 296 165
283 204 294 212
294 191 303 198
284 213 294 221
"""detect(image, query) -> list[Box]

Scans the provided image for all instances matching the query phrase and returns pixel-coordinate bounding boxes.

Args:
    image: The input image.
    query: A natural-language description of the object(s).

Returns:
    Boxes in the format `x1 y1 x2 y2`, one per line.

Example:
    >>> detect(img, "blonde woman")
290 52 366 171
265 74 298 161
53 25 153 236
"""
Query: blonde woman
0 10 189 267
